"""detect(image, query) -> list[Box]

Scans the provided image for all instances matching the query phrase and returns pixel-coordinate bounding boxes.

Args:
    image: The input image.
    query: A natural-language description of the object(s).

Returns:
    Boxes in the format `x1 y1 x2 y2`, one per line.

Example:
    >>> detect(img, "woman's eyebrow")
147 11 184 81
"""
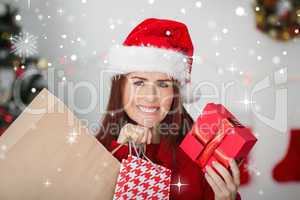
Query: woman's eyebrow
157 79 172 82
129 76 172 82
129 76 148 80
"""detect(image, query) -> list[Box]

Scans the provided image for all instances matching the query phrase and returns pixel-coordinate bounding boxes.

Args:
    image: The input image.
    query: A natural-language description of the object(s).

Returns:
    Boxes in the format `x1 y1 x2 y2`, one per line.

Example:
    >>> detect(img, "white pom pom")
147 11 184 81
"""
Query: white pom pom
180 82 201 104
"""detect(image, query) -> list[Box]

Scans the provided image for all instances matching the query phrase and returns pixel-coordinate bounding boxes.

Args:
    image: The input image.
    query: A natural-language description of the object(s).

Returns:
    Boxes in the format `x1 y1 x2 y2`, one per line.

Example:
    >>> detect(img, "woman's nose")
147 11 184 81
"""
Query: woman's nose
141 84 159 102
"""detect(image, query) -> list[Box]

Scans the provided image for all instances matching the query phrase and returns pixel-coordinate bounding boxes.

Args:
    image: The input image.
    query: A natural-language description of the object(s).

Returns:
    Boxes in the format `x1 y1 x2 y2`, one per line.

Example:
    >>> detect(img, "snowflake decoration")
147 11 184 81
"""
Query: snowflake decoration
66 129 79 144
235 6 247 16
57 8 64 16
170 176 188 193
227 63 237 73
236 93 256 112
10 32 38 58
66 135 77 144
44 179 52 187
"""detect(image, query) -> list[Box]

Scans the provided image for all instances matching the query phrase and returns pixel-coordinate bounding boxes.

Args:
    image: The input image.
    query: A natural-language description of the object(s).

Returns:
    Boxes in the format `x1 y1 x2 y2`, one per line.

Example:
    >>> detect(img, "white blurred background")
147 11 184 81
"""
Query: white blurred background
2 0 300 199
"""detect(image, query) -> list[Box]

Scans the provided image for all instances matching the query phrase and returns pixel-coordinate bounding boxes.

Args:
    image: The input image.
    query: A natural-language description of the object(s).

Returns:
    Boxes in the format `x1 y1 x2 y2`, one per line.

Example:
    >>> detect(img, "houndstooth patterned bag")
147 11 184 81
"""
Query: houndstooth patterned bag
112 141 172 200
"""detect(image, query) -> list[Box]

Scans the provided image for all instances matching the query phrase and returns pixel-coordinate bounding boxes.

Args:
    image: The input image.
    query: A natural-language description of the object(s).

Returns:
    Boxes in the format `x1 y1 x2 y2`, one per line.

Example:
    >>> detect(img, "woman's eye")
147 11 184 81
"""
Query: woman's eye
133 80 144 86
158 81 170 88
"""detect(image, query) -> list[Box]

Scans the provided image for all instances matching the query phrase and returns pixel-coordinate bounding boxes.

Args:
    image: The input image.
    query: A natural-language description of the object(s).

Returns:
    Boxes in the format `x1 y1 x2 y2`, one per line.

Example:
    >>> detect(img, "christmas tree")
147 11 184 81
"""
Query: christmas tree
0 3 48 136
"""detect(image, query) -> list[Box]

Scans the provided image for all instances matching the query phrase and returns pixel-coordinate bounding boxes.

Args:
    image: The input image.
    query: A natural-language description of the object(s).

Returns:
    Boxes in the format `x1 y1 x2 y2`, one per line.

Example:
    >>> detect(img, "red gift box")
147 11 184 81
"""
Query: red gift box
113 155 171 199
180 103 257 173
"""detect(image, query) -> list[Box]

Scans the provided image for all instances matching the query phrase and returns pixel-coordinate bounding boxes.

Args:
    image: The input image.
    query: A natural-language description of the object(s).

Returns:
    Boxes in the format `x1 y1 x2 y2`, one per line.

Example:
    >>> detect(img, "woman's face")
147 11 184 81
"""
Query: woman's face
122 72 174 128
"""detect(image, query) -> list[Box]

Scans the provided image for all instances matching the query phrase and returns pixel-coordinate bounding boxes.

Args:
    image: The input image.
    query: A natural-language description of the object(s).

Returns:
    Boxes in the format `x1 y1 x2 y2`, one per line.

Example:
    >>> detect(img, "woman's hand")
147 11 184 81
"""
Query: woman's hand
117 123 152 145
204 160 240 200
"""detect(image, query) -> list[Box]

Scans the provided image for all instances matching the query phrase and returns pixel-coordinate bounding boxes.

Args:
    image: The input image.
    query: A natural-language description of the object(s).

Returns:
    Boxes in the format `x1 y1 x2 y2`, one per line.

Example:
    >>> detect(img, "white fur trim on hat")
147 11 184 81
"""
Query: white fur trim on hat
106 45 190 84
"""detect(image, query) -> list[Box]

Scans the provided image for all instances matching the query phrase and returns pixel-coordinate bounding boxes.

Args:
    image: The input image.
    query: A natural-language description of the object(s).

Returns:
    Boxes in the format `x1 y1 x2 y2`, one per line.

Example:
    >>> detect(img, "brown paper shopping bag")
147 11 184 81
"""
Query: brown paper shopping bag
0 88 120 200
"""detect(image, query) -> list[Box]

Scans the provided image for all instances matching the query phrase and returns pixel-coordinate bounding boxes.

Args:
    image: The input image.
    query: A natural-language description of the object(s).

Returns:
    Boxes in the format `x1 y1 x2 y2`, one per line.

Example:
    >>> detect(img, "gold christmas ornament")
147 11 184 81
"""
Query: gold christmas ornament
254 0 300 41
37 58 48 70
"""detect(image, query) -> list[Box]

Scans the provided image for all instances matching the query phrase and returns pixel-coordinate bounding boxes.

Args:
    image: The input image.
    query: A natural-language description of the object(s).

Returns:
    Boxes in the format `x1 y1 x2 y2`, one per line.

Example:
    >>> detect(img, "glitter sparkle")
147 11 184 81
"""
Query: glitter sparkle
171 176 189 193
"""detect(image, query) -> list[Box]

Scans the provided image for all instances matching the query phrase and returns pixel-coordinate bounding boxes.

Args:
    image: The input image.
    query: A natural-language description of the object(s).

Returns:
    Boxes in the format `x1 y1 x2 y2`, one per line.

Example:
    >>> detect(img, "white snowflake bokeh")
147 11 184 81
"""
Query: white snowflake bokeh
43 179 52 187
10 31 38 58
66 129 79 144
171 176 189 193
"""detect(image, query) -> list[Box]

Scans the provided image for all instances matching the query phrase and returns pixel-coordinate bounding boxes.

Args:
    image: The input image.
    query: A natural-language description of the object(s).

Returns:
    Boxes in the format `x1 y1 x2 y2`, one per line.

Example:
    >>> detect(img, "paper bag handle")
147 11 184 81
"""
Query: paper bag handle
111 140 156 166
111 139 140 157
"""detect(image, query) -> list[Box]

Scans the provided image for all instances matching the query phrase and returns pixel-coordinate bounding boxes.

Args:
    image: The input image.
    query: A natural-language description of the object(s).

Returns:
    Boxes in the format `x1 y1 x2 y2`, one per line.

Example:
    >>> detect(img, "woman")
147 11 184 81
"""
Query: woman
96 18 241 200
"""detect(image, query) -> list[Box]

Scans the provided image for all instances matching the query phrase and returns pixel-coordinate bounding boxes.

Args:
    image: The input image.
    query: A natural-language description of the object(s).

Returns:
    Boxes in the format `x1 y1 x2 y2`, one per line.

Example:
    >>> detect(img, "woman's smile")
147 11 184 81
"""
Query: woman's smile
136 105 160 114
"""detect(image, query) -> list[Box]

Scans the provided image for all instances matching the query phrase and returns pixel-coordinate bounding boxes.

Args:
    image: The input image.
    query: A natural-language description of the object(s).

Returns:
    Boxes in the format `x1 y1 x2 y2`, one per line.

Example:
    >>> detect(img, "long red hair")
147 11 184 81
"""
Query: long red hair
96 74 194 155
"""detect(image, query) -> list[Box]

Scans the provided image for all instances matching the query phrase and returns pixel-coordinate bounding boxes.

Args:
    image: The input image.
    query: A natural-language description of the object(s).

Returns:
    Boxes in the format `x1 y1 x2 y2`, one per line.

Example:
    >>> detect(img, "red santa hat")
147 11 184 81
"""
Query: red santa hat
106 18 200 103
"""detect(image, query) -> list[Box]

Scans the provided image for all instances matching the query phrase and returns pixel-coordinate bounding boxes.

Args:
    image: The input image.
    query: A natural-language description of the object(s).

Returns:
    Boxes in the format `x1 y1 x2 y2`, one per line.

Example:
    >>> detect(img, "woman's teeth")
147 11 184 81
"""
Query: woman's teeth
138 106 159 113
